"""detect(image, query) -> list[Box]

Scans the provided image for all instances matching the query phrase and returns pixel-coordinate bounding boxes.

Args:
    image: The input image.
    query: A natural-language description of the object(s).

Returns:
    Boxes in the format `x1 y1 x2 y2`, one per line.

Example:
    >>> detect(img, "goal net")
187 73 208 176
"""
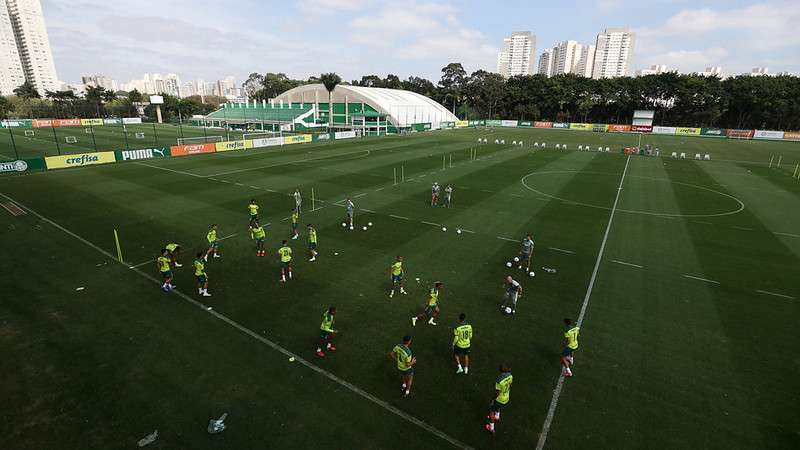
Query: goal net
176 135 223 145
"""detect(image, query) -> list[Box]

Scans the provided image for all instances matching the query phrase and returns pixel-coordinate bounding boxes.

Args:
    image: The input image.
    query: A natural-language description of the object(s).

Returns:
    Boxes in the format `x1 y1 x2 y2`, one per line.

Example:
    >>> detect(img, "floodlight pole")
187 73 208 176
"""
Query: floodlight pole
90 125 98 151
52 126 62 155
7 127 19 160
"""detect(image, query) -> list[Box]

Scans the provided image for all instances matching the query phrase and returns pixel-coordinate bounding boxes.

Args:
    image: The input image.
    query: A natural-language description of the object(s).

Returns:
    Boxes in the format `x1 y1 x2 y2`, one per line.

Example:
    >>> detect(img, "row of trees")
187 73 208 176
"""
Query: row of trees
243 64 800 130
0 81 224 122
3 65 798 130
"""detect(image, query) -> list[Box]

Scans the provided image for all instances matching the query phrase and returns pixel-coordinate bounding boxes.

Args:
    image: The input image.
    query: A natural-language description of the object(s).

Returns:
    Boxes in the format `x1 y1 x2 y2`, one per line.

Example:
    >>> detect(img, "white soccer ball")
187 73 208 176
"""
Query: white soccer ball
505 262 512 268
504 306 513 314
341 222 346 227
529 271 535 277
456 229 462 234
441 227 447 232
368 222 373 227
513 257 520 263
362 226 368 231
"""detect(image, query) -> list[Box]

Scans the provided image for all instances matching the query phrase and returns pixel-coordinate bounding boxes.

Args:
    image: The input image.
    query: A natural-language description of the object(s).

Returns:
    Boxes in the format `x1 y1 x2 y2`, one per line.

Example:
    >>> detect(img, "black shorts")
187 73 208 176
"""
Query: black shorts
489 400 506 412
453 346 471 355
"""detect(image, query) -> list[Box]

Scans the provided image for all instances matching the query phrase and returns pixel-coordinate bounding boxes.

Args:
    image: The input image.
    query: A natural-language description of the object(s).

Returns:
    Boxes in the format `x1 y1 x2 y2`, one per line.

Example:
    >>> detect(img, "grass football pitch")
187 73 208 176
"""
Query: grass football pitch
1 128 799 449
0 123 245 160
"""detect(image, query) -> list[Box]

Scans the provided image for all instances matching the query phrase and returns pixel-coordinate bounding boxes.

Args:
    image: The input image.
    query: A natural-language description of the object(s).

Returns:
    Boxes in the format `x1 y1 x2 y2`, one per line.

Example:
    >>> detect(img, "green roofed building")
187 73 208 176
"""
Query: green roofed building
196 84 457 136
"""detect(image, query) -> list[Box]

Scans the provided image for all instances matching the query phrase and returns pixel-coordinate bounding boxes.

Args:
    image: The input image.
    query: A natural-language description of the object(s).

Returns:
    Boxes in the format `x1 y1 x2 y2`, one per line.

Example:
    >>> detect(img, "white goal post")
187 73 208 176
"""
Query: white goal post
176 135 223 145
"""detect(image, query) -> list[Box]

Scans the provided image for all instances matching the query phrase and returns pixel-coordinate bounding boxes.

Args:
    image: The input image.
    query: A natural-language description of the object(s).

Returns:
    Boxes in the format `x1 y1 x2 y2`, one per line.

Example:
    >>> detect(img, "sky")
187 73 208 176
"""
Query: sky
42 0 800 86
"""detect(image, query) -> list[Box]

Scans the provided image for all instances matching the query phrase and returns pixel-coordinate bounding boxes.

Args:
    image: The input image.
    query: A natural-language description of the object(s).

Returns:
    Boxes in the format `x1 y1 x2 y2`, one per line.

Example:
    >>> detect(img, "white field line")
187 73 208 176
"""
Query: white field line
683 275 720 285
389 214 409 220
496 236 517 242
353 192 368 198
374 187 385 192
0 192 473 450
732 226 753 231
611 259 643 269
459 229 475 234
249 185 260 189
134 161 205 178
548 247 575 254
208 148 374 178
536 155 631 450
360 208 376 213
420 221 441 227
773 232 800 238
127 233 239 269
755 290 795 300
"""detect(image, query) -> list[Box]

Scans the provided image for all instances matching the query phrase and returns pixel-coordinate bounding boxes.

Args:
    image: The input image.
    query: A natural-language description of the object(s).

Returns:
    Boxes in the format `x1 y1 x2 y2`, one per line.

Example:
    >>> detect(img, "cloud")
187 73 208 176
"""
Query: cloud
634 1 800 73
348 2 496 75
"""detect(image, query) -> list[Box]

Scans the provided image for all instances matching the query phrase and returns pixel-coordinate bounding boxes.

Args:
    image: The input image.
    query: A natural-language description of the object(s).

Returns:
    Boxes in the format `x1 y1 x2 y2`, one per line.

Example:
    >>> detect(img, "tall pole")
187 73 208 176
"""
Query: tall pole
152 122 159 148
123 124 130 150
8 127 19 160
52 125 62 155
90 125 98 151
178 108 185 141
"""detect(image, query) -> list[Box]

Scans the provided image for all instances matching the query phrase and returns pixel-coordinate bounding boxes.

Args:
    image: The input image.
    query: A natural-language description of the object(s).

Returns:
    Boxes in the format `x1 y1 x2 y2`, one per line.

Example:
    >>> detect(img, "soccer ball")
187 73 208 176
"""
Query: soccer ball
368 222 373 227
505 262 512 268
513 257 520 263
341 222 346 227
362 226 368 231
441 227 447 232
529 271 535 277
456 229 462 234
504 307 513 314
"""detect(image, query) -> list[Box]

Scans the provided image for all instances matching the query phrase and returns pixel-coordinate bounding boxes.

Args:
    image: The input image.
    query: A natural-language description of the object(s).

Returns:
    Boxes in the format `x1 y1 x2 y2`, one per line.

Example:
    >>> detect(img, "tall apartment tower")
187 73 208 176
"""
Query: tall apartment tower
1 0 58 94
537 49 554 77
0 3 24 95
497 31 536 77
552 41 582 75
575 44 595 77
591 28 635 79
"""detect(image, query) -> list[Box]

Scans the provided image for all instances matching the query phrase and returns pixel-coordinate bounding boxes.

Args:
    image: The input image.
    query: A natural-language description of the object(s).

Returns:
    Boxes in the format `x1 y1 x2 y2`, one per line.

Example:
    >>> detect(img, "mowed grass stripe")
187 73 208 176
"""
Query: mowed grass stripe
0 191 474 450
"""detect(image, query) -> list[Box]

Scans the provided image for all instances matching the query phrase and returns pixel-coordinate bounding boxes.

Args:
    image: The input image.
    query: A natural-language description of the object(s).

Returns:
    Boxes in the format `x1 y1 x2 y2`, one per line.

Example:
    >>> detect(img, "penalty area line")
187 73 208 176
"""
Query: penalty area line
535 155 631 450
0 191 473 450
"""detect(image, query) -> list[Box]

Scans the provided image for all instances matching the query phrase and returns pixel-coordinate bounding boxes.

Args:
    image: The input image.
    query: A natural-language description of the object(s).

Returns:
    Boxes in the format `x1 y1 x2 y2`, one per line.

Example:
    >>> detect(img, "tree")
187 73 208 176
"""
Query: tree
84 85 106 117
357 75 383 87
383 74 401 89
319 72 341 129
438 63 468 115
0 95 12 119
401 76 436 97
13 81 40 100
242 72 265 98
128 89 144 103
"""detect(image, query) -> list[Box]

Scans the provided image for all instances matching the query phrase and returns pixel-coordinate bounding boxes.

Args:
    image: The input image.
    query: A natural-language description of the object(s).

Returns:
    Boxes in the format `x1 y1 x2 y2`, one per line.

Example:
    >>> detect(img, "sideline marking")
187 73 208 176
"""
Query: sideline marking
611 259 642 269
755 289 795 300
536 155 631 450
548 247 574 254
0 192 473 450
683 274 720 285
421 221 441 227
496 236 516 242
774 232 800 238
389 214 409 220
134 161 205 178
